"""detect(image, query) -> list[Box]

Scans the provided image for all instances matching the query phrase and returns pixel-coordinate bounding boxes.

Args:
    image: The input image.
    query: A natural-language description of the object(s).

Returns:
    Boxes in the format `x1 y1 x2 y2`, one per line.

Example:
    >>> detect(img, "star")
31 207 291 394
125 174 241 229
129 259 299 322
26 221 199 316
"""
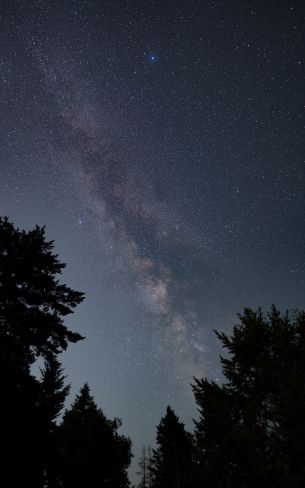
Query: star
147 53 158 63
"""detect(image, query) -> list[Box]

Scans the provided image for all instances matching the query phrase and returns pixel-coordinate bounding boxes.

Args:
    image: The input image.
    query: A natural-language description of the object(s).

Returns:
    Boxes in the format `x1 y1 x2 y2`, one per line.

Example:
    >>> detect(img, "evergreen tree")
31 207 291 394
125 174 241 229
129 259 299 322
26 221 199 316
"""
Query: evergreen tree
137 446 153 488
60 383 132 487
0 216 84 361
39 354 70 487
39 353 70 426
0 217 84 486
192 307 305 488
150 406 194 488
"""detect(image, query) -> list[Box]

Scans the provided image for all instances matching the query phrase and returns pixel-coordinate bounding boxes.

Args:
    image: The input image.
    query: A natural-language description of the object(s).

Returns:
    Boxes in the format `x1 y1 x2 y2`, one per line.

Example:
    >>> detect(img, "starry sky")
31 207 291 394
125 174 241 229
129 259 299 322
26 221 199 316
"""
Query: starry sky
1 0 304 481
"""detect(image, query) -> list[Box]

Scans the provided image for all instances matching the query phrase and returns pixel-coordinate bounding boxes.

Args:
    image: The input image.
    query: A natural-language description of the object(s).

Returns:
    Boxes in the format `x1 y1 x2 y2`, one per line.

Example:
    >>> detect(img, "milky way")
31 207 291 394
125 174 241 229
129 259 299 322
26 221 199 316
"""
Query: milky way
0 0 304 482
27 28 217 384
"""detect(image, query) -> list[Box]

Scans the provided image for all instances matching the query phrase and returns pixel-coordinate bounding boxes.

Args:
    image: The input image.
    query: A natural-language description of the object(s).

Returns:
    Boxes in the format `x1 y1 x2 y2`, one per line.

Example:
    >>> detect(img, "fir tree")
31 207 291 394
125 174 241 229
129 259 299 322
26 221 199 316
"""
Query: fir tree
39 354 70 487
193 307 305 487
137 446 153 488
0 216 84 362
150 406 194 488
0 217 84 487
60 383 132 487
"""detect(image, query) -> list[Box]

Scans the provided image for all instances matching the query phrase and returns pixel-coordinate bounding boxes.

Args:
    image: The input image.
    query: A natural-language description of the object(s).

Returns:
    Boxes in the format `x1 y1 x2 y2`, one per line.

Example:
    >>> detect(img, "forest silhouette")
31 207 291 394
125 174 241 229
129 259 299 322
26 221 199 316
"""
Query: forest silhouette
1 216 304 487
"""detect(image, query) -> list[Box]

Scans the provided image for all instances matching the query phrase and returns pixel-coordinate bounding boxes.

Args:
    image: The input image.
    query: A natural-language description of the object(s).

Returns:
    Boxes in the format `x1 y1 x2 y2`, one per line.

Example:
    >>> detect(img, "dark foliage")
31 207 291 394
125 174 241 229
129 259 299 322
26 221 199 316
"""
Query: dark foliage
3 216 305 488
137 446 153 488
150 406 194 488
39 354 71 487
59 383 132 487
192 307 305 487
0 217 133 487
0 216 84 361
0 217 84 486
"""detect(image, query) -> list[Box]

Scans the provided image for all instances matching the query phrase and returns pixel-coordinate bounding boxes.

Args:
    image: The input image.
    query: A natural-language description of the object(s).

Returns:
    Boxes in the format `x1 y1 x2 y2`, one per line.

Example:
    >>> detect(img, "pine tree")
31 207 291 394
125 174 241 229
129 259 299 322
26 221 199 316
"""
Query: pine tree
0 217 84 361
39 354 70 487
192 307 305 487
40 353 70 424
137 446 153 488
150 406 194 488
0 217 84 487
137 446 148 488
60 383 132 487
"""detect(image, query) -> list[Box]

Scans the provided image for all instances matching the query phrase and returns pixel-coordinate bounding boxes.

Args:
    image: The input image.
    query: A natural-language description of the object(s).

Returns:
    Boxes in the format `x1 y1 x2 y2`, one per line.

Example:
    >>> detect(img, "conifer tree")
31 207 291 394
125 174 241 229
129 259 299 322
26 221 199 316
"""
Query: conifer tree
150 406 194 488
60 383 132 487
0 216 84 362
40 353 70 424
39 354 70 487
0 217 84 487
137 446 153 488
193 307 305 487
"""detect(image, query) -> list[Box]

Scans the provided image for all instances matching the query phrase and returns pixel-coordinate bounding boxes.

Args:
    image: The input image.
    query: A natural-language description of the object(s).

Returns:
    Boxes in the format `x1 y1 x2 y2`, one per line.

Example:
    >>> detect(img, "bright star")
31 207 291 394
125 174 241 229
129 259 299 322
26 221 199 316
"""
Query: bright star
148 53 158 63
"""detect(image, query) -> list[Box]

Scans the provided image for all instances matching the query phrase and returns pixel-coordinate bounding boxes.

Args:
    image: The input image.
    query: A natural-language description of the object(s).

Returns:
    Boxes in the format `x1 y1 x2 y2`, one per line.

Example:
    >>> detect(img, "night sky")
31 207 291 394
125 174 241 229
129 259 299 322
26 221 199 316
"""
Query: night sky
1 0 304 481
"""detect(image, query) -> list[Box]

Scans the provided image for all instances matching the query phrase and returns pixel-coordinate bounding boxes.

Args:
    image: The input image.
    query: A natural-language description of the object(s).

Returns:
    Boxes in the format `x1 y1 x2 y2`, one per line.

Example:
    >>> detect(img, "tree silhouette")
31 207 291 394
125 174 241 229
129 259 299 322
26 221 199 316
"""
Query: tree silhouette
0 216 84 487
39 354 70 487
193 307 305 487
4 215 305 487
137 446 153 488
0 217 84 360
39 353 70 426
150 406 194 488
60 383 132 487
